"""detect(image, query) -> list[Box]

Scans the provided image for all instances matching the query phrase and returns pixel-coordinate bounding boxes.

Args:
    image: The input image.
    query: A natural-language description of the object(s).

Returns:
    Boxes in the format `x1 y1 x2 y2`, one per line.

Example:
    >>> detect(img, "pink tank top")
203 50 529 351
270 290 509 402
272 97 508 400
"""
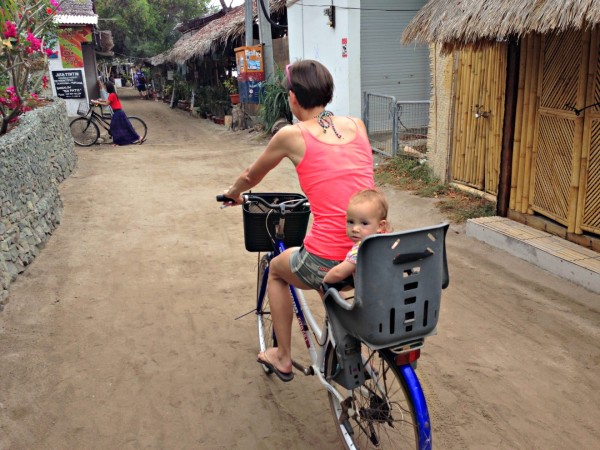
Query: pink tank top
296 119 374 260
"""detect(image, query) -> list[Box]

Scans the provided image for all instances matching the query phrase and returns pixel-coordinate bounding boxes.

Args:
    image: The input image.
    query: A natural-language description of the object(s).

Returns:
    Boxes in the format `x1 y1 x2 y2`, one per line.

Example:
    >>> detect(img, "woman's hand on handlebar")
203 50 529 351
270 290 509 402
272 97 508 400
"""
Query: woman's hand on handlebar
217 191 243 207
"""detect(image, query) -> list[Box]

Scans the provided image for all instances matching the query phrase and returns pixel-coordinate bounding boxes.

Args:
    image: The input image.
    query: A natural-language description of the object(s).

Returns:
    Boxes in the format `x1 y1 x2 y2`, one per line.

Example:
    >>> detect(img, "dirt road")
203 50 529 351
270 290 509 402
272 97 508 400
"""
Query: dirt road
1 88 599 449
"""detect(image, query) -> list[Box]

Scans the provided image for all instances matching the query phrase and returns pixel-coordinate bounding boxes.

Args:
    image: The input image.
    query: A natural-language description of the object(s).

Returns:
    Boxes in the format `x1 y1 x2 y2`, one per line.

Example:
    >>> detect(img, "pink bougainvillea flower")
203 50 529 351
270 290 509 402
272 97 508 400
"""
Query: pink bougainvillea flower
50 0 62 11
42 75 49 89
3 21 17 38
26 32 42 51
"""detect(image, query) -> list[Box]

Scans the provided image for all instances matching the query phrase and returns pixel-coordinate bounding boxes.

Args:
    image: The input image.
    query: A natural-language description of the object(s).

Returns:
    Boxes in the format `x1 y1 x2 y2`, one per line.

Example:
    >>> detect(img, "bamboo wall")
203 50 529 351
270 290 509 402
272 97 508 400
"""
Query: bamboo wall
510 29 600 235
450 45 507 195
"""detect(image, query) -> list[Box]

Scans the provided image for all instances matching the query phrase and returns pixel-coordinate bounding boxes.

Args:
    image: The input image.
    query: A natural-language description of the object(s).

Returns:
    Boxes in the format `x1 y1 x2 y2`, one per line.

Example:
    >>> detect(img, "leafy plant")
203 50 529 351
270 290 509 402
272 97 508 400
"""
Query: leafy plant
222 76 237 94
1 0 61 135
259 65 292 133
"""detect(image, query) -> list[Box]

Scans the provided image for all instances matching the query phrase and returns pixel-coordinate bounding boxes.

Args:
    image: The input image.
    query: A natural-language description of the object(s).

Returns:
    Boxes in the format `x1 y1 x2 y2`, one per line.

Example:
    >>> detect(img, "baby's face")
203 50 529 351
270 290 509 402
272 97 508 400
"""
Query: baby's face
346 201 385 243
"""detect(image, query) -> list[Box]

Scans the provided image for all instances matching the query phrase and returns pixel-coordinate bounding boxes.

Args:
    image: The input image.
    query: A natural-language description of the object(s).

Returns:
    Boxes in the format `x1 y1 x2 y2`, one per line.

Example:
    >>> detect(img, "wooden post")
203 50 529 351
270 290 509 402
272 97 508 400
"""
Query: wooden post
497 39 520 216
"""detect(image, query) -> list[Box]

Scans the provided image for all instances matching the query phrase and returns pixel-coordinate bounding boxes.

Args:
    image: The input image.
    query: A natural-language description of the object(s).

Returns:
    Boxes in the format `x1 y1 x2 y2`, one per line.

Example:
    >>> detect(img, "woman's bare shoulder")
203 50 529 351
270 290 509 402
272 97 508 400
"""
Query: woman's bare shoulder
269 123 305 163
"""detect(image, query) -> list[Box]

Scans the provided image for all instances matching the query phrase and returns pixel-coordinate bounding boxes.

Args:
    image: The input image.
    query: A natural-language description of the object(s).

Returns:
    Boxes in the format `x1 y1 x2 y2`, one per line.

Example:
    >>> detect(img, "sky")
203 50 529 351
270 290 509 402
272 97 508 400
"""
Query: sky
209 0 245 8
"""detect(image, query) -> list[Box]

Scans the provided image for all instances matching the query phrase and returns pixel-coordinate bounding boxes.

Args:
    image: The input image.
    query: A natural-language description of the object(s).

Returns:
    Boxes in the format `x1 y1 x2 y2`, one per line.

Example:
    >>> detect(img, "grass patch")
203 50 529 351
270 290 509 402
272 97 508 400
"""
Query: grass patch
375 155 497 223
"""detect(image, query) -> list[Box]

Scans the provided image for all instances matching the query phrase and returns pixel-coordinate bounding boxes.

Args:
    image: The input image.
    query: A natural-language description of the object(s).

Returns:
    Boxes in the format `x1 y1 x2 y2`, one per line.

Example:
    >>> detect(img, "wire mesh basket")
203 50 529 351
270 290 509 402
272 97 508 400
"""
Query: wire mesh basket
77 101 90 116
242 193 311 252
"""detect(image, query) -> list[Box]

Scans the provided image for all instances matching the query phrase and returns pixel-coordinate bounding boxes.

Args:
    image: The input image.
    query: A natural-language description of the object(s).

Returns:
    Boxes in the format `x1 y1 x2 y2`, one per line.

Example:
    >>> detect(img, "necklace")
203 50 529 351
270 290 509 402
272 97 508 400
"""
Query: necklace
315 110 342 139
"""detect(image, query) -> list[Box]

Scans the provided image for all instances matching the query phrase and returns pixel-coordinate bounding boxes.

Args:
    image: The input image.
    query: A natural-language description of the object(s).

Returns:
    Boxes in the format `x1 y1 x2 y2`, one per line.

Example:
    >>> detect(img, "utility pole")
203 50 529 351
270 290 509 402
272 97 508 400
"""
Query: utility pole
256 0 274 81
244 0 253 46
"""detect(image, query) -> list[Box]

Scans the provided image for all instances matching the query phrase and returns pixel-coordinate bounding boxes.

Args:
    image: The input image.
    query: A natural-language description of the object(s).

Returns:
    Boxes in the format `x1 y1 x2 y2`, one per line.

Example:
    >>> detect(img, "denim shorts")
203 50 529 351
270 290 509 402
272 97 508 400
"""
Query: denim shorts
290 246 342 290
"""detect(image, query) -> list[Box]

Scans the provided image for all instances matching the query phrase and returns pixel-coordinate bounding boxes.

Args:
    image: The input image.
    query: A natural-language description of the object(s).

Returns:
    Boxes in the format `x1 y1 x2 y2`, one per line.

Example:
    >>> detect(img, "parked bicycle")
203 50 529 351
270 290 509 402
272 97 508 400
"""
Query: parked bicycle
217 192 450 450
70 102 147 147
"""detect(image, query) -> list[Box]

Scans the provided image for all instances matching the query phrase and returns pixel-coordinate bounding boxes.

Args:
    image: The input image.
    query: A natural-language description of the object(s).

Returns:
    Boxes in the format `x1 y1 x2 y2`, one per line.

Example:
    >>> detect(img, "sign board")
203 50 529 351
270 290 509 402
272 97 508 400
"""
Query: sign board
58 26 92 68
52 70 85 99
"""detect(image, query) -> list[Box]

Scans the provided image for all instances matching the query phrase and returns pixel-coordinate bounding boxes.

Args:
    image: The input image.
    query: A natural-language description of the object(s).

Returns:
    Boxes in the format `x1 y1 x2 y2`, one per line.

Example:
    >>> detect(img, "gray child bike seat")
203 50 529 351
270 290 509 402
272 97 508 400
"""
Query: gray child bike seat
324 223 450 351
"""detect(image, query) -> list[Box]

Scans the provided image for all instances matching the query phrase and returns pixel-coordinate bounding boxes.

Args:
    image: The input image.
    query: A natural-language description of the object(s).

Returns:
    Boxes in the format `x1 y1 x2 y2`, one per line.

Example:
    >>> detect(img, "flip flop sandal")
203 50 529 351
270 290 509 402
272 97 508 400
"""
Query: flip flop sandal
257 352 294 382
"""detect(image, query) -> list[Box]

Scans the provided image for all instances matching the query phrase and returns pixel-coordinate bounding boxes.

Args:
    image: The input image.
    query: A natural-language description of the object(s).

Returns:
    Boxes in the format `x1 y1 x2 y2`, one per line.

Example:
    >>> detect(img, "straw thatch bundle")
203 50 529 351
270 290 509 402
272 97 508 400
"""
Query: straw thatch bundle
150 0 286 66
402 0 600 51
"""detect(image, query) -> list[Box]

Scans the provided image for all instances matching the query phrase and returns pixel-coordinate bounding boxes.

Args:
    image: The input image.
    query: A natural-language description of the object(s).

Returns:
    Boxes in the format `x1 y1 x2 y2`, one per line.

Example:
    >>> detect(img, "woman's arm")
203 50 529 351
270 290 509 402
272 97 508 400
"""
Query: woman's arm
323 260 356 283
224 125 301 203
91 99 109 106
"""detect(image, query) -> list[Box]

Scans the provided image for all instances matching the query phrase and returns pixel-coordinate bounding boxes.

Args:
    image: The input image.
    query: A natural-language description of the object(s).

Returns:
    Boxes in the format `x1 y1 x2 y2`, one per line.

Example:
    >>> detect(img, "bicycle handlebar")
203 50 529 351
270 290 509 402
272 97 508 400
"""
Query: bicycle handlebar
216 193 308 211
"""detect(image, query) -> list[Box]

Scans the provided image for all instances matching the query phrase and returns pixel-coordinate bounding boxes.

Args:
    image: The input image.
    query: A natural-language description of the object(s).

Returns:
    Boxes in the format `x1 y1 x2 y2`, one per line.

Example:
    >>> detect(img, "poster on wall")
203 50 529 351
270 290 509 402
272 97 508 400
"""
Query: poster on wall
52 70 85 99
58 26 92 68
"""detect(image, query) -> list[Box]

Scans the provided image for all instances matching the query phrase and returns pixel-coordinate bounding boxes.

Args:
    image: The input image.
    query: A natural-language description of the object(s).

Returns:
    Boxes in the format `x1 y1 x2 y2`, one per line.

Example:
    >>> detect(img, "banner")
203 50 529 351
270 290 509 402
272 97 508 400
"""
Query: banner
59 26 92 68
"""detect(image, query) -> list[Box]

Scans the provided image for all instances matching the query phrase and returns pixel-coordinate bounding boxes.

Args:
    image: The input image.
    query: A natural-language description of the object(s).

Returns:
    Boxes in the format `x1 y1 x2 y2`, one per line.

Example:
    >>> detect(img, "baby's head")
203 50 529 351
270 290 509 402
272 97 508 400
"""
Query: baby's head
346 189 389 243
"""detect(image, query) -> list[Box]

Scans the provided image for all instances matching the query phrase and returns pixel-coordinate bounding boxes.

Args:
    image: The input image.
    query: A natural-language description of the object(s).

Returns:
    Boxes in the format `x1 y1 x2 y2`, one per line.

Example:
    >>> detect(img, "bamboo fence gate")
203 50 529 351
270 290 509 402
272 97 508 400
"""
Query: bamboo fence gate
510 28 600 235
450 45 507 195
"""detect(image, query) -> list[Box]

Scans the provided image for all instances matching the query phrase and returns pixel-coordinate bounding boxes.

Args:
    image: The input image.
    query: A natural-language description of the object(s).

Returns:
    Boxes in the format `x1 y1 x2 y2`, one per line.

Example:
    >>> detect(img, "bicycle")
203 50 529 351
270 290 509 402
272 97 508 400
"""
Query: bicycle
217 192 450 450
69 102 147 147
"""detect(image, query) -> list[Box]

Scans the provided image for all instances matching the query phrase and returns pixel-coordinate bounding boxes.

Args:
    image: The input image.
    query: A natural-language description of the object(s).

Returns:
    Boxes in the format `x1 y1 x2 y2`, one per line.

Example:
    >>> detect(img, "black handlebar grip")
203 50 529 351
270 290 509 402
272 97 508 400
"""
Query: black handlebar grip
216 194 235 202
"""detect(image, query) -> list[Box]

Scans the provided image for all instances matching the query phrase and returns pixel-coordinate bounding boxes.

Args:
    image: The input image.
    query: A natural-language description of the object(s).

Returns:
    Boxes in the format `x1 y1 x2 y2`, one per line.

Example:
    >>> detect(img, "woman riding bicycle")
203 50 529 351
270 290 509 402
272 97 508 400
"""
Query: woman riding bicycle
223 60 374 381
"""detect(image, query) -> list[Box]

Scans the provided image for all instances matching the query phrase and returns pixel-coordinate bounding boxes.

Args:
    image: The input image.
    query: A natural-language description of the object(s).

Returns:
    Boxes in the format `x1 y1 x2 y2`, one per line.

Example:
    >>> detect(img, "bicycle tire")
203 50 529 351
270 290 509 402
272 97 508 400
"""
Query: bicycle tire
325 345 421 449
128 116 147 141
257 254 275 375
70 117 100 146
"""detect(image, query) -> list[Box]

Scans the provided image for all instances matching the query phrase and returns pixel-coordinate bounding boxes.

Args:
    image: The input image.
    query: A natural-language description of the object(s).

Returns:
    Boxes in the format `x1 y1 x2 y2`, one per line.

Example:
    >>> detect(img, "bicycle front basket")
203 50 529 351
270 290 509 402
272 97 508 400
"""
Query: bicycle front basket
242 193 311 252
77 101 89 116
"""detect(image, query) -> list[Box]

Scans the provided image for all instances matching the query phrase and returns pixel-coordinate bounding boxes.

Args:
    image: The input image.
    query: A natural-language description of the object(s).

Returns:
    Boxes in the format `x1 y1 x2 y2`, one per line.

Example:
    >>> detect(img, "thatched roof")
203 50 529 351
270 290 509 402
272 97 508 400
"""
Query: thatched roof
150 0 285 66
402 0 600 51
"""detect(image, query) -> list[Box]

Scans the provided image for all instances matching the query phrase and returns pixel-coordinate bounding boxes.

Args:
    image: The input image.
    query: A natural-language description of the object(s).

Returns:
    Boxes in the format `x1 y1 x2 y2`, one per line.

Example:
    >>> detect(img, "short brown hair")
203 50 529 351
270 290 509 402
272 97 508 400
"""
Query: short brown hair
285 60 334 109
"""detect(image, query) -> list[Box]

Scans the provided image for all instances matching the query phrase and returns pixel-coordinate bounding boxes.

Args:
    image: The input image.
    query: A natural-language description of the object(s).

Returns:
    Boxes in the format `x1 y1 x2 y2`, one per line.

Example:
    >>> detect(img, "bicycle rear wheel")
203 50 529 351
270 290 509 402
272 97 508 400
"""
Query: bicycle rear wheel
128 116 147 141
257 254 275 375
70 117 100 146
325 345 421 449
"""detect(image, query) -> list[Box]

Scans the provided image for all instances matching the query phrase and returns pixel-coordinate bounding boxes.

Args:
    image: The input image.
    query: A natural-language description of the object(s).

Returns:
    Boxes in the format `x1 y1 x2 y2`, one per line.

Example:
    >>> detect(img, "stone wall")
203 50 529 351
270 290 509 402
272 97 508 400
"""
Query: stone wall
0 99 77 310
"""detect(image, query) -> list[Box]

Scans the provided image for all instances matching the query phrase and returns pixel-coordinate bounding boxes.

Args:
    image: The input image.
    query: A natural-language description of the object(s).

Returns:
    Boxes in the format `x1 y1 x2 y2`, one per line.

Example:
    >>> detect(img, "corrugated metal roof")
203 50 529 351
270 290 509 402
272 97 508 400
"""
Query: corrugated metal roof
54 14 98 25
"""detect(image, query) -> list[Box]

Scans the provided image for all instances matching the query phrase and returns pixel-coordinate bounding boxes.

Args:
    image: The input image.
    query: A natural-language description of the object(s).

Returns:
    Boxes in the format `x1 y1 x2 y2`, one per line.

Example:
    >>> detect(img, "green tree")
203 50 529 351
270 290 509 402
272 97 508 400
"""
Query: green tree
96 0 214 59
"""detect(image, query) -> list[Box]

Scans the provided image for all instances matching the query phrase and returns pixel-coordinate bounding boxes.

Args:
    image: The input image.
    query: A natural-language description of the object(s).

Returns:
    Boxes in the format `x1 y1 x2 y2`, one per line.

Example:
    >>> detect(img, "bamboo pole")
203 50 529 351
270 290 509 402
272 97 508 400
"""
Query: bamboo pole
568 29 592 233
479 47 491 189
526 34 543 215
451 51 464 181
466 50 481 186
473 49 486 188
522 34 542 214
500 39 521 215
510 36 528 211
515 35 536 212
456 51 471 182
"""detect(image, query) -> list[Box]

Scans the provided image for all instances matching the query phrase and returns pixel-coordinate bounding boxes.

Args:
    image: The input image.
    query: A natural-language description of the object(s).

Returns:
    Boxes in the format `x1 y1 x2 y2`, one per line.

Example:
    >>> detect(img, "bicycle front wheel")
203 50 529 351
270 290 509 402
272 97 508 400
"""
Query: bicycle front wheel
70 117 100 146
128 116 147 141
257 254 275 375
326 346 421 449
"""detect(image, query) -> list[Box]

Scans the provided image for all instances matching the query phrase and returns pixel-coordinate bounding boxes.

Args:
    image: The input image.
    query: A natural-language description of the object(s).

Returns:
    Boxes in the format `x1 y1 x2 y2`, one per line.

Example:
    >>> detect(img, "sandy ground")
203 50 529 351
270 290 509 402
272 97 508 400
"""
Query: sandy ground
1 88 599 450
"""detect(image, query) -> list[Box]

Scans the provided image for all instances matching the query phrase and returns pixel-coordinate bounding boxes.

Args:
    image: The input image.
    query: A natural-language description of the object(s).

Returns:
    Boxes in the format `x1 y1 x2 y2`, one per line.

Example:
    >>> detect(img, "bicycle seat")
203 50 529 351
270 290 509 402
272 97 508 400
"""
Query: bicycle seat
324 223 449 350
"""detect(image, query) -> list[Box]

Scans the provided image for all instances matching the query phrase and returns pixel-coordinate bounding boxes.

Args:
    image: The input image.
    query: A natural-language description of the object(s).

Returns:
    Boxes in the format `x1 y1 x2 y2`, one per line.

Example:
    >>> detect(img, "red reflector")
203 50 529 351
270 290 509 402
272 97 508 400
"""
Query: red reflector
395 349 421 365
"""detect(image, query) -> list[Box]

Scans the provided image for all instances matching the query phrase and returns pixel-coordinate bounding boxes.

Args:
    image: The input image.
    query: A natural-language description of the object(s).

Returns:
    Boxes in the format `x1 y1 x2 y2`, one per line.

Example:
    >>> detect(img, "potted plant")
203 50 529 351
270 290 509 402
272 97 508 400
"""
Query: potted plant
223 77 239 105
259 66 292 134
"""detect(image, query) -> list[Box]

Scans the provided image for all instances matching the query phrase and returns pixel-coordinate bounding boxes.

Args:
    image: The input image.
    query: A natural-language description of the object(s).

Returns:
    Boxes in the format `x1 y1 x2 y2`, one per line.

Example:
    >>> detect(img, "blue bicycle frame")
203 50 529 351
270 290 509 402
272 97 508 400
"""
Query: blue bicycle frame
256 234 433 450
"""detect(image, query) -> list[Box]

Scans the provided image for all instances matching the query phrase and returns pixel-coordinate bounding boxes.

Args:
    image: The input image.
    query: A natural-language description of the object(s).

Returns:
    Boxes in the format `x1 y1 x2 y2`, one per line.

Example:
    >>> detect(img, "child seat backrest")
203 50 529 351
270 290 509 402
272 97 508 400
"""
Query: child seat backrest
327 223 449 350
